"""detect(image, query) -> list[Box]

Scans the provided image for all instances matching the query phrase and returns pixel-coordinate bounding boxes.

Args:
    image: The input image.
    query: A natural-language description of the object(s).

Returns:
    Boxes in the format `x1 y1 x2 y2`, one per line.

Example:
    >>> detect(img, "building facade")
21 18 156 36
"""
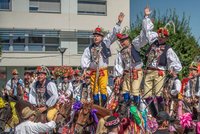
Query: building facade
0 0 130 88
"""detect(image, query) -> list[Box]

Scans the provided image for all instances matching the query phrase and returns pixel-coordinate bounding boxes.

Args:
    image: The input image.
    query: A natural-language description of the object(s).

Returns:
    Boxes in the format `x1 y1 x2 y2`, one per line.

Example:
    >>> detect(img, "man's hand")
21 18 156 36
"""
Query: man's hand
144 7 151 16
118 12 125 23
168 70 176 77
37 106 47 113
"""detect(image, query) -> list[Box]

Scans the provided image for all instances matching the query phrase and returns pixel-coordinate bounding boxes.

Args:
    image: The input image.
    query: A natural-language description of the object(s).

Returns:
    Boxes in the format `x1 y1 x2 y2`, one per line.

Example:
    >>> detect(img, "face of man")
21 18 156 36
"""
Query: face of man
189 69 198 76
120 39 130 48
63 77 69 83
24 74 31 81
158 37 168 44
93 34 103 45
13 74 18 79
75 75 81 81
37 73 46 83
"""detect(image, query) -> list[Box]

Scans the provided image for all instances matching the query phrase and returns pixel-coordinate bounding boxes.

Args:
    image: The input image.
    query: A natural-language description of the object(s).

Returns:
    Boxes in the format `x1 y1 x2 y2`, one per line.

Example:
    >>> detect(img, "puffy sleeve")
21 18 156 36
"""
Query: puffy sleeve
30 121 56 133
103 23 121 48
81 47 91 70
29 82 37 105
5 80 11 90
142 16 158 45
66 82 73 97
46 82 59 107
167 48 182 73
171 79 181 96
113 53 124 77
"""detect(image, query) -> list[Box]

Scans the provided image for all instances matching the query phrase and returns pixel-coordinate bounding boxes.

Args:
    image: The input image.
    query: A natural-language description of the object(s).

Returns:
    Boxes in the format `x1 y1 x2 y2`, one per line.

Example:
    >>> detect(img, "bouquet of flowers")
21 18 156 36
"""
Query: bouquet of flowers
53 66 74 78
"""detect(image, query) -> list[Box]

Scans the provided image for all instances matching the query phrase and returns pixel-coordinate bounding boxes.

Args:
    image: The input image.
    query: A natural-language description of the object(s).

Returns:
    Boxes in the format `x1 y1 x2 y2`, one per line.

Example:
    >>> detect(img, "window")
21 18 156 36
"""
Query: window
29 0 61 13
28 45 43 51
78 0 107 15
0 36 10 43
2 44 10 51
77 31 92 54
78 38 90 54
45 37 59 44
13 36 25 43
45 45 59 51
0 0 11 11
29 37 42 43
13 44 25 51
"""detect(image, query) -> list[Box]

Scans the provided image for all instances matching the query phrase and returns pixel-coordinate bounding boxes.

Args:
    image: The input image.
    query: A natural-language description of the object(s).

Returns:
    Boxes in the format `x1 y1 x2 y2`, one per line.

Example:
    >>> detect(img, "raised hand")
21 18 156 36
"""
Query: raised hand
144 7 151 16
118 12 125 23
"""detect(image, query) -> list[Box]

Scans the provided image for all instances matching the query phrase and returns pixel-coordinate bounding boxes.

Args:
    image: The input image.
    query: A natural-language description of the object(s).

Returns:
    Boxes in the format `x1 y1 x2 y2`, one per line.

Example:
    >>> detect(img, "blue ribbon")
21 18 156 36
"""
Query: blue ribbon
72 101 82 111
91 109 98 124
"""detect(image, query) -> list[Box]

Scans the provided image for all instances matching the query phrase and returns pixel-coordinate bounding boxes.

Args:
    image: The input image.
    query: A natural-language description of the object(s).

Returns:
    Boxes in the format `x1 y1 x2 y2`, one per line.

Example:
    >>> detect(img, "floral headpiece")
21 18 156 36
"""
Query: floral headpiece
157 27 169 38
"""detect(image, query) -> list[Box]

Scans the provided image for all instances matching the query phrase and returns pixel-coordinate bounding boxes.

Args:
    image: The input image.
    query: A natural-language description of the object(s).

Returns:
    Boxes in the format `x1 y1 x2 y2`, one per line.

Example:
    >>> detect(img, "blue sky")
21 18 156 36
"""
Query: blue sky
130 0 200 44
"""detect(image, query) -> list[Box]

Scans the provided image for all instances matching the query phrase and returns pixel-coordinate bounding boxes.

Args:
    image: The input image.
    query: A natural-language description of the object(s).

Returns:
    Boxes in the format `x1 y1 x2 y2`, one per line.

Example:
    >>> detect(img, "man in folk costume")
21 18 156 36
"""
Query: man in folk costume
5 69 24 97
57 72 73 98
163 72 181 117
23 71 34 101
114 33 144 104
72 69 83 101
29 66 59 122
140 7 182 117
81 12 125 106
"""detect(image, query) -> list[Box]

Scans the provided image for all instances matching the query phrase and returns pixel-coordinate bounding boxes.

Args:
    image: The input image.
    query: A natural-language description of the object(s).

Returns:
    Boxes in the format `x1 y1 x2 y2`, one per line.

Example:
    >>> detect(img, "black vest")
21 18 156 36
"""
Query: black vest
146 41 171 66
89 42 111 61
131 44 141 63
35 79 51 100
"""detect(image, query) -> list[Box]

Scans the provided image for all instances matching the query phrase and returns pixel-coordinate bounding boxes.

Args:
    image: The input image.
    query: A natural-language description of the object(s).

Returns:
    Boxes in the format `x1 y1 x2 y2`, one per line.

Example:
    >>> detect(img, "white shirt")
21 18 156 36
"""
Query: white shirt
135 16 182 73
170 79 181 96
15 120 56 134
81 24 121 70
29 81 58 107
58 82 73 97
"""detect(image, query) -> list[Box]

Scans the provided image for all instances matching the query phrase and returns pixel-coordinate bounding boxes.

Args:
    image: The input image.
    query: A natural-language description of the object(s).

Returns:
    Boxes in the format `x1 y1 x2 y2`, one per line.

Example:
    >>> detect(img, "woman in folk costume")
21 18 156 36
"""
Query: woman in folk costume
81 12 124 106
138 7 182 117
29 66 59 121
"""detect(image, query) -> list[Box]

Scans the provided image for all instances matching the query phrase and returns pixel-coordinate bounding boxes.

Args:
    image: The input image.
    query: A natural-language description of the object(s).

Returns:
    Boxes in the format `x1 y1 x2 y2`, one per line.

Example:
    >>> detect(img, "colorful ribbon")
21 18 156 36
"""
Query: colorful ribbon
91 109 98 124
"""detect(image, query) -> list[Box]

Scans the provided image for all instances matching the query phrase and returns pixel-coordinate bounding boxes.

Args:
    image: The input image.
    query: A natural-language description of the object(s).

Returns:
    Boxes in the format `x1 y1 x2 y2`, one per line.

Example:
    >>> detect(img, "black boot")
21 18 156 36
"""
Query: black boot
156 96 164 112
146 97 158 118
93 94 99 105
101 94 107 107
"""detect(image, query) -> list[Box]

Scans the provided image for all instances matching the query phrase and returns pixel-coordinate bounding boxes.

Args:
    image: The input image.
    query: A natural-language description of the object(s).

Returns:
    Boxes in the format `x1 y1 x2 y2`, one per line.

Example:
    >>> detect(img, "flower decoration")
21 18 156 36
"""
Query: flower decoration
157 27 169 38
53 66 74 78
95 27 102 32
116 33 123 39
180 113 196 129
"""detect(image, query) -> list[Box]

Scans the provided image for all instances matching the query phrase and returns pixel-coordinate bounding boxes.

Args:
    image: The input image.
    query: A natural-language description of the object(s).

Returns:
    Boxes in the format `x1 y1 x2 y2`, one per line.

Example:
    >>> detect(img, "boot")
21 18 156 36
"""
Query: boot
123 93 130 102
101 94 107 107
145 97 158 118
93 94 99 105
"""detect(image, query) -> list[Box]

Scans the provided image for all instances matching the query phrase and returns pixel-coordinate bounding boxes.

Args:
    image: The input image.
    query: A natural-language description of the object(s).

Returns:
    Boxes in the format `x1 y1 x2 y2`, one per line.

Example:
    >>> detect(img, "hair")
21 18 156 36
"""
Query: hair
96 116 109 134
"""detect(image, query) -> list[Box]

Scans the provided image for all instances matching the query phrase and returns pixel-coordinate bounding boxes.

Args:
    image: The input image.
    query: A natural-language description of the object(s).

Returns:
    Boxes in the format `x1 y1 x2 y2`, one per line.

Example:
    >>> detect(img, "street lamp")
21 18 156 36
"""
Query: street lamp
58 47 67 66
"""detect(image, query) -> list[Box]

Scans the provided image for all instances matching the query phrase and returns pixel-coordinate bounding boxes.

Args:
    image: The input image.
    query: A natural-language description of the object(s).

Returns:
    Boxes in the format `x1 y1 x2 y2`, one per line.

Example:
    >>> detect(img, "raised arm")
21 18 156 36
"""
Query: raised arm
103 12 124 48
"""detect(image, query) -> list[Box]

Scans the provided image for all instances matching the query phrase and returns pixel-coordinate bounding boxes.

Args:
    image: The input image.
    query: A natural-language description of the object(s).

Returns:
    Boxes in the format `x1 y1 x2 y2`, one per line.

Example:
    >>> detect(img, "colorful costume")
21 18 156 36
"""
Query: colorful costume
81 22 121 106
114 23 147 103
29 66 59 121
140 16 182 116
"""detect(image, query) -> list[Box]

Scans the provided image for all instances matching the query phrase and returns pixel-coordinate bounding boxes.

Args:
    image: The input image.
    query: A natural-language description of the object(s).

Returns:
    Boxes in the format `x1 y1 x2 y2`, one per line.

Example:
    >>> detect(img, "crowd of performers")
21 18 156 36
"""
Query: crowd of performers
0 7 200 134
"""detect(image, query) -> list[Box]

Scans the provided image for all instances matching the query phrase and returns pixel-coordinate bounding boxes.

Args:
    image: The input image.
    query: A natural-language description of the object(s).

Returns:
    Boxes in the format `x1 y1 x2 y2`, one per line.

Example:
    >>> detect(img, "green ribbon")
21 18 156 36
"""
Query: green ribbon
130 106 141 125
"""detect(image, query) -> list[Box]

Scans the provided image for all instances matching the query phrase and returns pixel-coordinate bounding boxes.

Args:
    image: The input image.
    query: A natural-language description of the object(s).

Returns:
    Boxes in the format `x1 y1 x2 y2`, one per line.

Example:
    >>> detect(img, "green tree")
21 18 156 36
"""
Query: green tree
127 9 200 78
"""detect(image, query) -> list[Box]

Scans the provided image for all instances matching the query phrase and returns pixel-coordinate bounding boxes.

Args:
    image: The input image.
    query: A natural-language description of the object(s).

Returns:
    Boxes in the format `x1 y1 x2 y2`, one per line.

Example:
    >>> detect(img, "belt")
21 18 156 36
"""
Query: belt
147 67 164 71
124 68 142 73
90 67 107 76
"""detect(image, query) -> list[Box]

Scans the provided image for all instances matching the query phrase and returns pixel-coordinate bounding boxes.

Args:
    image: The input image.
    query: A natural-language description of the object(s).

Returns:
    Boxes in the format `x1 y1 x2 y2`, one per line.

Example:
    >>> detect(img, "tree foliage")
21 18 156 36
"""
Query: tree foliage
127 9 200 78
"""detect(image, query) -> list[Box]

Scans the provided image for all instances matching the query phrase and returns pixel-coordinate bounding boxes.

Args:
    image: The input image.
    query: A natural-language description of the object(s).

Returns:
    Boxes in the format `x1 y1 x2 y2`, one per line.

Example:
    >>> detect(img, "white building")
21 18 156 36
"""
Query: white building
0 0 130 87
